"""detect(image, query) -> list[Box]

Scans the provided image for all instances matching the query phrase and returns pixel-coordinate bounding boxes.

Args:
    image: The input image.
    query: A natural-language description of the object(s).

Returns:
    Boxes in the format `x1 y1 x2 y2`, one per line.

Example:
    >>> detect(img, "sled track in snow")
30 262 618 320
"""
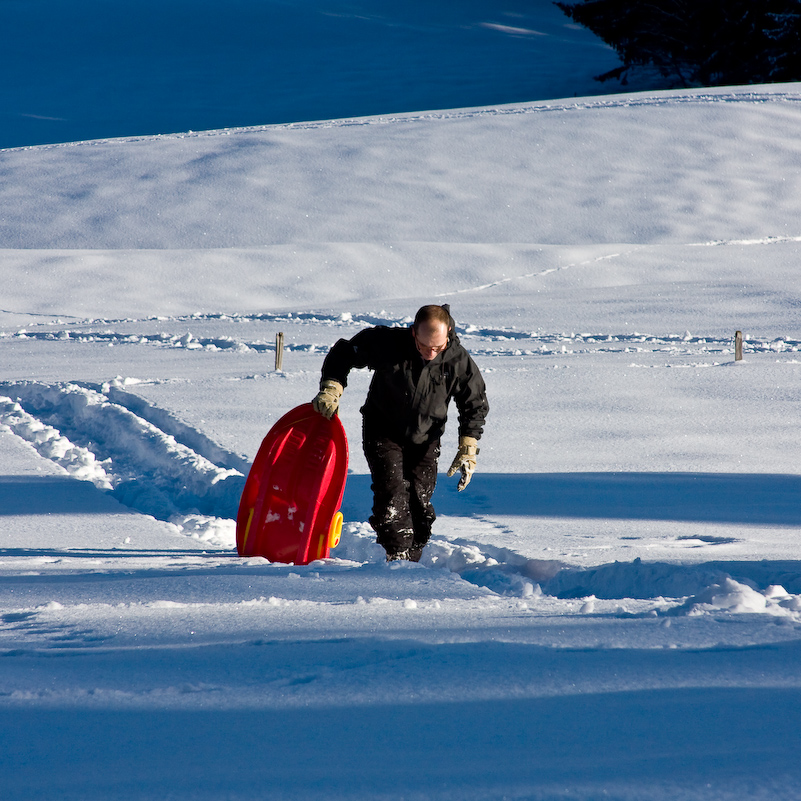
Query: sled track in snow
0 381 246 546
0 379 568 595
2 380 801 613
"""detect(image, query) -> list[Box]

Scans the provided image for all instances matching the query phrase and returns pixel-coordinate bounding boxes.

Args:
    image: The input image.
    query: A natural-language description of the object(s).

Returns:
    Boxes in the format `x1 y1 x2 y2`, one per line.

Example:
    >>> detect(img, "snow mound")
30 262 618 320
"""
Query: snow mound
0 396 112 489
677 578 801 617
0 381 244 528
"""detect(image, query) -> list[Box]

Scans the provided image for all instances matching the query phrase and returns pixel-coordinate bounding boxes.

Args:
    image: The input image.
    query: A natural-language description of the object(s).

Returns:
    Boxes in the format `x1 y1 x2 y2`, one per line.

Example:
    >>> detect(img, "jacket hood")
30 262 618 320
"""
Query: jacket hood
441 303 461 348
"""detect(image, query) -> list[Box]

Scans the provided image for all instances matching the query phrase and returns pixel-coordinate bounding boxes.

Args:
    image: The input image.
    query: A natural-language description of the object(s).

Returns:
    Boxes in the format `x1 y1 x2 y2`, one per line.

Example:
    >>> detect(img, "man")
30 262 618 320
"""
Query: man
312 304 489 562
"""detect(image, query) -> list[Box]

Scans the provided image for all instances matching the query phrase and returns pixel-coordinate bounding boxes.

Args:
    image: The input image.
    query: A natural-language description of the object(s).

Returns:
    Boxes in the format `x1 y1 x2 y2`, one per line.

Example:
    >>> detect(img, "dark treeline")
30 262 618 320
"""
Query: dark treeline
556 0 801 88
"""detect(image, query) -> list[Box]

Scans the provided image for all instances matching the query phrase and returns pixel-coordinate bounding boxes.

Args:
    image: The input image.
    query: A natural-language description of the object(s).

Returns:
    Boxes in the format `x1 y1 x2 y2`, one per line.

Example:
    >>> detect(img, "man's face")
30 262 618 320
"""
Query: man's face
413 321 449 361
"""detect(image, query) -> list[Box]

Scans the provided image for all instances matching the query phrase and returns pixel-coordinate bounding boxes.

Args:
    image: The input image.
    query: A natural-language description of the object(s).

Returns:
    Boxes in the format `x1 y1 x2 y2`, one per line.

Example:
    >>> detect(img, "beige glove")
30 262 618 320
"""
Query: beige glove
447 435 479 491
312 379 344 419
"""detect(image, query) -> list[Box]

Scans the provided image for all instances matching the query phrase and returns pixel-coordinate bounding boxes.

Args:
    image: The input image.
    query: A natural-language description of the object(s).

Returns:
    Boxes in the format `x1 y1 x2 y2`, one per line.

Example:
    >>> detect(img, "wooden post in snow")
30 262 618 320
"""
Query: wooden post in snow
275 332 284 371
735 330 743 361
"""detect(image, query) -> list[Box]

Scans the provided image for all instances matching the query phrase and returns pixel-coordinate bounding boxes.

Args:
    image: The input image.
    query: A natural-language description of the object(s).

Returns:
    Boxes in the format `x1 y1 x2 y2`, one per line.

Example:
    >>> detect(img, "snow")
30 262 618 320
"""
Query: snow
2 43 801 801
0 0 619 150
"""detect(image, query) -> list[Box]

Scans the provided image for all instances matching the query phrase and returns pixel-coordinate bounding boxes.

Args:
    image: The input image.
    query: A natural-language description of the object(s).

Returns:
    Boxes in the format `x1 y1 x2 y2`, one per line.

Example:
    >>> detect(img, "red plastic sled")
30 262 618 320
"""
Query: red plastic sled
236 403 349 564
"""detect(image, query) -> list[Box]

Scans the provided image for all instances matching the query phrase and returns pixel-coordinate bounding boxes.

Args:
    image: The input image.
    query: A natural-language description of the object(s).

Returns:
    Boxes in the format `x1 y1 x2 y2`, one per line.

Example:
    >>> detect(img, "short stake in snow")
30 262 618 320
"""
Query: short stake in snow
735 330 743 361
275 332 284 371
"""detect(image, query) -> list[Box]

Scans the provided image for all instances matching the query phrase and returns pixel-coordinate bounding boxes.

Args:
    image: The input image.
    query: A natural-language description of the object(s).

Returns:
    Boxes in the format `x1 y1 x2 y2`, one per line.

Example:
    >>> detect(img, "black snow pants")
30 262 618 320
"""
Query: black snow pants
362 429 440 559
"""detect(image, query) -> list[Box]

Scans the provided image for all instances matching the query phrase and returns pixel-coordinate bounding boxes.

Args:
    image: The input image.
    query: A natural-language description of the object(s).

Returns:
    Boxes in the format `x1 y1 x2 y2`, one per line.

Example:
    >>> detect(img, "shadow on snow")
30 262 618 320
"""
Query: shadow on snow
2 687 801 798
4 467 799 534
415 472 801 527
0 475 128 517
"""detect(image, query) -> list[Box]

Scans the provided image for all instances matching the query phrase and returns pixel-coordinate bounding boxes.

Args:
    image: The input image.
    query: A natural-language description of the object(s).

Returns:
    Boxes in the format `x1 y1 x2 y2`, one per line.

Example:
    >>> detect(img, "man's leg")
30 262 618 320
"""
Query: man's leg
406 439 440 562
363 435 415 558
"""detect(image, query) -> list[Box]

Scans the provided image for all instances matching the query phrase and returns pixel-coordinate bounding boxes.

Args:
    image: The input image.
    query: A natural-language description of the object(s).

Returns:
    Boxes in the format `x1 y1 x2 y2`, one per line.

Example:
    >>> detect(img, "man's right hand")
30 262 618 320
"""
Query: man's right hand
312 379 344 419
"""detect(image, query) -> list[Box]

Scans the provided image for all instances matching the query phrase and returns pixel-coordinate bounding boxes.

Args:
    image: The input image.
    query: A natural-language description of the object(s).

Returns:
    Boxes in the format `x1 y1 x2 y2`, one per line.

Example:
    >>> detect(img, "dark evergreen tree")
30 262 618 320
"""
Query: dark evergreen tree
556 0 801 87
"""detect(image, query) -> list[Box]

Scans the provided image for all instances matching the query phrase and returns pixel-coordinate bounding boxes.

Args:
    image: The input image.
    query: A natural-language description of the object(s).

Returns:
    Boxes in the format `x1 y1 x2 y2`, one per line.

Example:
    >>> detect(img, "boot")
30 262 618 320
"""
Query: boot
407 543 425 563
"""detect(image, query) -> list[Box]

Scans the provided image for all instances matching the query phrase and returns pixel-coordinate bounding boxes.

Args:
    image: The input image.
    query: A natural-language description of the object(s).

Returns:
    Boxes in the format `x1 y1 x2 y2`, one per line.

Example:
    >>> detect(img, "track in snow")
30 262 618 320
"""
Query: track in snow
3 309 794 360
0 381 244 547
2 378 801 617
3 306 801 613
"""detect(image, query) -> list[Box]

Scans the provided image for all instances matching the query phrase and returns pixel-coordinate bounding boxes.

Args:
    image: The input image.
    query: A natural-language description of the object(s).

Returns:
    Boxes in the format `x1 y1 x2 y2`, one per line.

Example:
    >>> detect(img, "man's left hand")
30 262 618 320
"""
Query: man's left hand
447 436 479 491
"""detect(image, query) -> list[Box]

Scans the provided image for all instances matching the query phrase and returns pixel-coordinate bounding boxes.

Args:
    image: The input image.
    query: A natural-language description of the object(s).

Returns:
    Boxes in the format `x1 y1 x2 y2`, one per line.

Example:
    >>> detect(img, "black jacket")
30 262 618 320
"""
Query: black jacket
321 324 488 446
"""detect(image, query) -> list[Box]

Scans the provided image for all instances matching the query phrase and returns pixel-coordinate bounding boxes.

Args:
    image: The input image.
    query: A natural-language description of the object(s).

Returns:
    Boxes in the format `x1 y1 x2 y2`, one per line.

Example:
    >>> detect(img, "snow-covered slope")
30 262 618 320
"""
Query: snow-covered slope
5 88 801 252
2 84 801 800
0 0 618 149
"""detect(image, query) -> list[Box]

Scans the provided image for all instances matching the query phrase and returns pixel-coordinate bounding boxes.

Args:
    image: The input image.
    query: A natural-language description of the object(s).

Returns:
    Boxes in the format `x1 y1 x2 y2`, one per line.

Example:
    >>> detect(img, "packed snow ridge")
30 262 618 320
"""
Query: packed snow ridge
0 381 244 545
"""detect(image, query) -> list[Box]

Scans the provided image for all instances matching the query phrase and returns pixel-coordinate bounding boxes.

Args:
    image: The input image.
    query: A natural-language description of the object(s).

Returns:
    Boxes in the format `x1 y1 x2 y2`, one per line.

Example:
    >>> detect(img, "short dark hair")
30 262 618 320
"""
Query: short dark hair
413 304 451 330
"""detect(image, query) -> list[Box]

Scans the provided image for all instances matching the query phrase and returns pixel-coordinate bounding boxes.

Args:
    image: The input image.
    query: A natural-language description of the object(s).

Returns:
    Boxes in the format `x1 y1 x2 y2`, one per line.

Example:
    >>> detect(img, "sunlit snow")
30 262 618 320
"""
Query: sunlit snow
1 48 801 801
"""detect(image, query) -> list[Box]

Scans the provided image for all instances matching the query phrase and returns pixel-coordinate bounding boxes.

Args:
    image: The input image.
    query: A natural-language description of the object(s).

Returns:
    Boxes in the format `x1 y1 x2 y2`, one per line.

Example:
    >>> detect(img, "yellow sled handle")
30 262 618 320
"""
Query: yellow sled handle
328 512 344 550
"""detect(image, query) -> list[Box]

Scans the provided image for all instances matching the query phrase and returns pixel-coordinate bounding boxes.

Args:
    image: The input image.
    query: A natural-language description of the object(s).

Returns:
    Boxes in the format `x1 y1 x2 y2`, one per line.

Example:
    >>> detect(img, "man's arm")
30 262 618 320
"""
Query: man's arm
313 327 386 418
453 353 489 440
320 336 362 389
446 352 488 491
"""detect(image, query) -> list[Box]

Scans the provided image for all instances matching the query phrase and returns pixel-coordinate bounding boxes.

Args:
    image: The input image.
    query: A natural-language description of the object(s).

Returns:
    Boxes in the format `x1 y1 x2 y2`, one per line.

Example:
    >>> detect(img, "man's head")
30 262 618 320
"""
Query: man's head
412 305 451 361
